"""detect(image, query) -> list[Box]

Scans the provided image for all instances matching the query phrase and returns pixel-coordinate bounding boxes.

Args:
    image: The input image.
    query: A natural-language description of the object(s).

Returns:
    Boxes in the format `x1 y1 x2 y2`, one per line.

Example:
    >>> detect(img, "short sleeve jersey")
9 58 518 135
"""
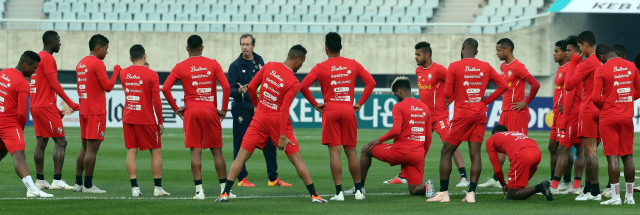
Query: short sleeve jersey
29 51 58 108
76 55 108 115
593 58 640 118
500 59 531 110
553 63 568 113
446 58 501 117
120 65 160 125
0 69 30 126
416 62 449 120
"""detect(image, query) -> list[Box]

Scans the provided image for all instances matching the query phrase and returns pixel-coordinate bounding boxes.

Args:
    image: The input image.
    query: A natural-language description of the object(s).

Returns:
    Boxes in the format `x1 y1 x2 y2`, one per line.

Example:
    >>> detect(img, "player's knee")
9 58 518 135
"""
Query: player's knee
56 139 68 148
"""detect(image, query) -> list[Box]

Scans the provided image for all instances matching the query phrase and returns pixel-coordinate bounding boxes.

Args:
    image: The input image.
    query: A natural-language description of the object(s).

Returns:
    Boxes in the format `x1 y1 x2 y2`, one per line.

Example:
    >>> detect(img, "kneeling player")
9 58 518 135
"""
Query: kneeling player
487 125 553 201
217 45 327 203
120 45 169 197
0 51 53 198
360 77 431 196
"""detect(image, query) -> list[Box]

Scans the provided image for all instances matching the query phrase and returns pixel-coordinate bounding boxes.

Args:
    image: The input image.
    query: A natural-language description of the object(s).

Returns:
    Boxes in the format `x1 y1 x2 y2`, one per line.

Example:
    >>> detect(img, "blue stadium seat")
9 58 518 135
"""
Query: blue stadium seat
475 15 488 23
169 3 183 14
286 14 301 33
316 0 329 5
122 0 135 3
267 5 280 15
316 14 328 23
239 24 252 33
128 14 146 31
394 26 407 34
72 12 91 31
238 4 252 14
503 0 516 7
112 13 131 31
246 14 258 22
531 0 543 8
200 14 215 32
335 6 349 16
281 5 294 15
99 2 113 12
387 15 400 23
309 25 323 33
378 5 391 16
517 0 530 7
259 14 272 23
495 6 509 17
211 5 224 14
482 6 496 16
182 13 196 32
427 0 439 8
71 2 85 13
218 0 232 5
161 0 176 3
488 0 501 7
364 6 377 16
344 0 357 6
197 4 211 14
414 14 429 23
142 3 156 13
366 25 380 34
129 3 142 13
490 16 503 23
274 0 286 5
325 25 337 33
177 0 190 4
211 24 223 33
510 6 524 17
43 2 57 14
420 6 433 18
328 0 342 6
406 6 419 16
308 5 321 15
523 6 536 16
246 0 260 4
483 26 496 34
517 19 531 28
357 0 370 6
408 26 421 34
254 5 266 14
41 22 54 30
168 15 182 32
225 5 238 14
385 0 398 6
497 25 510 33
49 11 62 20
330 15 342 23
58 2 71 12
397 0 410 6
353 16 368 34
258 0 272 5
380 26 393 34
253 24 267 33
156 3 169 13
267 25 280 33
294 5 308 15
392 6 405 15
302 14 314 22
114 3 127 13
154 14 168 31
351 6 364 15
322 5 335 15
372 15 385 23
301 0 314 5
184 3 197 14
400 16 412 23
411 0 425 6
282 24 295 33
142 13 160 32
469 26 482 34
370 0 383 6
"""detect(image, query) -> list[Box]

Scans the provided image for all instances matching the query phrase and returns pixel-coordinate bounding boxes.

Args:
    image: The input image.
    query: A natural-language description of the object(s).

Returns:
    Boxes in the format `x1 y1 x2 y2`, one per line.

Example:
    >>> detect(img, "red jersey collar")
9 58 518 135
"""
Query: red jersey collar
504 58 518 65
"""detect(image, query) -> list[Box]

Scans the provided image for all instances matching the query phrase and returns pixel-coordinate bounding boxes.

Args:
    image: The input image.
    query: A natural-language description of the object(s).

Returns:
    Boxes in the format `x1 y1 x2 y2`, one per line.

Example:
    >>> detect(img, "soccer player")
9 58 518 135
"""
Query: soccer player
480 38 540 188
565 30 602 201
217 45 328 203
228 34 288 187
554 35 586 195
120 45 169 197
486 125 553 201
299 32 375 200
74 34 120 193
30 31 79 190
547 39 574 191
359 77 431 196
592 44 639 205
0 51 53 198
427 38 508 203
161 35 231 200
612 44 626 59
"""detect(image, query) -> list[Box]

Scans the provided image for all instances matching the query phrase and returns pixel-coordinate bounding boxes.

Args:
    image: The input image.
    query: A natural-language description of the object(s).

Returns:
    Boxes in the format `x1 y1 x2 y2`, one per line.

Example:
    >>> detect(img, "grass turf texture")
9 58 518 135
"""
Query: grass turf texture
1 127 639 214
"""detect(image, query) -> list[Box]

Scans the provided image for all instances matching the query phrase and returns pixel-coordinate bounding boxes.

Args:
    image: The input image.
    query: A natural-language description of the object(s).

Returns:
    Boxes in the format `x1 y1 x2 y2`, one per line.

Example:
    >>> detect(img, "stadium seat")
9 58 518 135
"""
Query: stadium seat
274 0 287 5
517 19 531 28
482 6 496 16
282 25 295 33
495 6 509 17
199 14 215 32
49 11 62 20
330 15 342 23
503 0 516 7
239 24 252 32
364 6 377 16
99 2 113 12
344 0 357 6
58 2 71 13
211 5 224 14
531 0 543 8
400 16 412 23
490 16 503 23
287 0 301 5
387 15 400 23
469 26 482 34
252 5 266 14
406 7 418 16
114 3 127 13
267 25 280 33
370 0 383 6
41 22 54 31
127 3 141 13
71 2 85 13
156 3 170 13
366 25 380 34
510 7 524 17
72 12 91 31
160 13 174 32
259 14 273 23
142 13 159 32
325 25 337 33
219 0 232 4
177 0 190 3
420 6 433 18
184 3 197 14
236 4 251 14
43 2 56 14
483 26 496 34
281 5 294 15
267 5 280 15
122 0 135 3
327 0 341 6
309 25 323 33
351 6 364 15
408 26 421 34
380 26 393 34
147 0 161 2
336 6 349 16
253 24 267 33
516 0 530 7
394 26 407 34
225 5 238 14
504 15 517 26
378 5 391 16
301 0 314 6
169 3 183 14
487 0 501 7
232 14 245 23
142 3 156 13
497 25 510 33
385 0 398 6
316 0 329 5
308 5 322 15
225 24 239 33
246 14 258 22
112 13 130 31
414 14 428 23
128 14 146 31
397 0 410 7
322 5 335 15
523 7 536 16
295 5 308 15
211 24 223 33
475 15 489 23
182 14 195 32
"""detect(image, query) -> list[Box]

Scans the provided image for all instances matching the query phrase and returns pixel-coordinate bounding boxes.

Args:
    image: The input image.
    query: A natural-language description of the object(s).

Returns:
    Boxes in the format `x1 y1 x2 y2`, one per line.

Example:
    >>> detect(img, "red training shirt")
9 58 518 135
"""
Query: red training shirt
0 69 30 128
299 57 376 112
378 98 432 154
248 62 300 135
486 131 539 186
592 58 640 118
30 51 78 110
120 65 164 125
76 55 120 116
558 54 583 129
162 56 230 112
445 58 508 117
416 62 453 120
553 62 568 114
565 54 602 113
499 59 539 110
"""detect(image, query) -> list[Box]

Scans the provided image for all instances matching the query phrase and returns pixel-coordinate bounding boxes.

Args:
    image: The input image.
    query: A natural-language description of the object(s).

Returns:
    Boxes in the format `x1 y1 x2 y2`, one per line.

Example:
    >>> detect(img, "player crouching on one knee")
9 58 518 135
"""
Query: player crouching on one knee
487 125 553 201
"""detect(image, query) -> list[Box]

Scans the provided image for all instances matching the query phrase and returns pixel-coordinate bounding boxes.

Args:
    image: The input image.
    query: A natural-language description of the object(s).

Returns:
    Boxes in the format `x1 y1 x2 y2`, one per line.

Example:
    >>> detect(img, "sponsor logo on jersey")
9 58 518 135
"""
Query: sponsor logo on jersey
334 87 350 93
0 96 4 102
125 88 129 93
465 66 481 72
190 66 208 72
508 70 512 77
616 96 633 103
260 100 278 110
0 106 4 112
125 82 141 86
100 131 105 137
0 89 7 95
30 79 35 85
555 85 562 89
411 106 424 111
464 81 483 86
330 96 351 101
79 84 86 90
270 70 283 81
191 74 209 79
191 81 212 86
30 88 36 93
613 66 628 72
331 80 337 85
77 78 87 82
409 120 426 124
615 81 631 86
1 74 10 82
195 96 215 102
266 77 283 88
614 74 630 79
439 120 446 129
77 70 87 75
196 88 212 94
331 65 347 72
407 135 426 141
79 93 87 99
617 87 631 94
411 127 424 132
428 74 432 80
411 112 427 117
465 97 482 103
507 82 512 87
331 73 349 78
77 63 86 69
464 74 483 79
126 95 140 101
466 88 480 94
263 92 277 101
419 84 431 90
0 82 9 88
126 74 140 79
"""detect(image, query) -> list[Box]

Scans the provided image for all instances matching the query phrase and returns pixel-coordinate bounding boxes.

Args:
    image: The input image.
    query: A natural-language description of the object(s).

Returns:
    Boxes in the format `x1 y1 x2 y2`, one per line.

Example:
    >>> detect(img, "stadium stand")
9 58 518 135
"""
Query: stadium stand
472 0 545 34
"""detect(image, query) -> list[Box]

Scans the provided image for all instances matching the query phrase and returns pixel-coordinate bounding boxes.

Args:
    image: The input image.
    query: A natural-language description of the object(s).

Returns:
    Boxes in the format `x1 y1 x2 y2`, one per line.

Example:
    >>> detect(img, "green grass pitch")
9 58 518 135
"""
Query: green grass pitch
1 127 639 214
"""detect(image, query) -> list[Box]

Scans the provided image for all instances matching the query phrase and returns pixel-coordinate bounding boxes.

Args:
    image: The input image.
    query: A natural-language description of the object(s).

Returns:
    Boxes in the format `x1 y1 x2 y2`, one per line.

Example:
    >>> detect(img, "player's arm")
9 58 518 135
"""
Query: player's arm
378 107 402 143
96 63 121 92
591 69 604 110
521 70 540 104
279 82 300 135
17 81 30 129
356 62 377 106
161 68 180 112
42 59 79 111
444 67 455 99
486 138 507 186
423 115 433 157
299 68 320 108
485 68 508 105
565 54 587 91
439 67 455 104
247 68 265 107
151 73 164 126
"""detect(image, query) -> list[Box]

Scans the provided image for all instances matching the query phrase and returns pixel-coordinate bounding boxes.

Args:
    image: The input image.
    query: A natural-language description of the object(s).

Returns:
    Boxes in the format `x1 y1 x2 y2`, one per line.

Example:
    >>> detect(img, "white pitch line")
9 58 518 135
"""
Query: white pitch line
0 192 504 200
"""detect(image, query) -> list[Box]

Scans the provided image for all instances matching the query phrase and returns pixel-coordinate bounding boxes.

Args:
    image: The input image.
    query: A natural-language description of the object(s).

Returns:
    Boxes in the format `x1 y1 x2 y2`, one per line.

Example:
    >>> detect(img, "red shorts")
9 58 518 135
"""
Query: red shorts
321 110 357 149
498 109 529 135
80 114 106 141
508 146 541 189
559 114 581 148
123 123 161 151
578 111 599 139
0 125 26 154
445 115 487 146
372 144 425 185
550 112 560 141
241 116 300 156
600 118 634 156
183 109 222 149
432 117 450 140
31 107 65 138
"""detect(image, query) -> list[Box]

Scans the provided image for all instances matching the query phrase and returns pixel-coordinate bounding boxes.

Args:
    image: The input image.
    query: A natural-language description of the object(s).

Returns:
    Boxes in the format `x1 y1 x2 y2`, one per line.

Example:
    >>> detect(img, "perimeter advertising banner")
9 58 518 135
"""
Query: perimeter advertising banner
548 0 640 13
26 91 640 132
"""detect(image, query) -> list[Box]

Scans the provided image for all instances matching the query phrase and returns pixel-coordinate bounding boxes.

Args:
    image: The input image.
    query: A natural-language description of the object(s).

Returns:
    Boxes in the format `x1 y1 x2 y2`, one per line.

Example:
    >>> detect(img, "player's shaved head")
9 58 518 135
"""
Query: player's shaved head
129 44 145 61
187 35 203 51
497 38 514 52
415 42 432 56
577 30 596 46
463 38 478 51
595 43 615 63
612 44 626 58
89 34 109 51
492 124 508 134
391 76 411 93
325 32 342 53
288 44 307 60
42 30 59 44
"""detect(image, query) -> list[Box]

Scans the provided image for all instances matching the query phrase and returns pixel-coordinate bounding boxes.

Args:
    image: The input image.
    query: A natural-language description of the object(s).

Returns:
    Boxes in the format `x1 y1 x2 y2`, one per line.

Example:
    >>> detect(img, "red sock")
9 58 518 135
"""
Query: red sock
573 179 581 189
551 180 560 189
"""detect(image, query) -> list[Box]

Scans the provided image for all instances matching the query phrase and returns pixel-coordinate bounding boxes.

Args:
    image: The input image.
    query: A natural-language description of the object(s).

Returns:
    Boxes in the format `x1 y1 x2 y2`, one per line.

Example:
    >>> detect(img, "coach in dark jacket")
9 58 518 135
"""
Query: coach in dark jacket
228 34 285 186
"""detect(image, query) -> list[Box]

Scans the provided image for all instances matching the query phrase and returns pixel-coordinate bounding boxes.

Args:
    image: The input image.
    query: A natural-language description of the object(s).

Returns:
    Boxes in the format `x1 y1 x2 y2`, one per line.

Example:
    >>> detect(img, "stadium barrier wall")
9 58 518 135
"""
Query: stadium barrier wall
29 90 640 133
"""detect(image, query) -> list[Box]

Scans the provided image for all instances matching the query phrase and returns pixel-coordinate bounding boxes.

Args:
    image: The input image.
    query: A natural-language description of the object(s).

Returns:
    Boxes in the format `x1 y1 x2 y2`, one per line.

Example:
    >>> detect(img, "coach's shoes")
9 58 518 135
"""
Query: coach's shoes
478 178 501 188
558 182 571 191
541 180 554 201
216 192 229 202
36 180 51 189
455 178 470 187
154 187 170 196
82 185 107 193
193 191 205 200
600 198 622 205
383 176 407 184
132 187 142 197
426 191 450 202
311 193 328 203
355 190 365 200
624 197 635 205
561 187 581 195
330 191 344 201
343 186 365 195
27 187 54 198
50 180 74 190
462 191 476 203
238 178 256 187
268 178 292 187
426 179 436 198
602 188 612 198
73 184 83 192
